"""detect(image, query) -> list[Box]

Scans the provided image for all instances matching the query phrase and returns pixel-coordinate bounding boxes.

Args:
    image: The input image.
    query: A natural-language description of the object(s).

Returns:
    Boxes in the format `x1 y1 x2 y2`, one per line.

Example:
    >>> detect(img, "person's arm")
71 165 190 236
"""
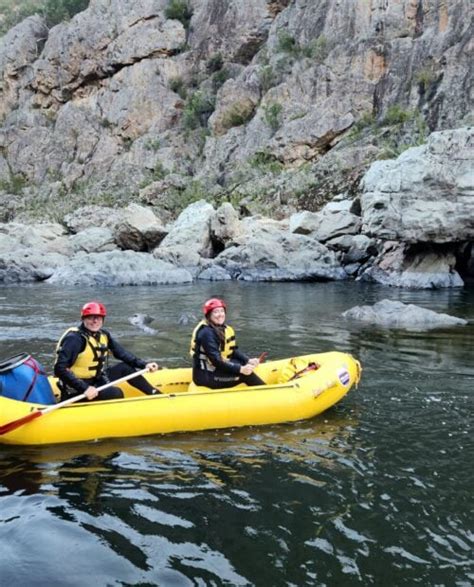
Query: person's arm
54 332 90 393
198 327 242 375
106 330 150 369
232 348 249 365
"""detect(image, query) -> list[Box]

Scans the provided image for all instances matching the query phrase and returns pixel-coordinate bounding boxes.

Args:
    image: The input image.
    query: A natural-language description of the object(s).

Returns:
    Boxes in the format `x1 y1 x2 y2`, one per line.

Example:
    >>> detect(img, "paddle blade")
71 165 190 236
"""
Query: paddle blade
0 410 42 435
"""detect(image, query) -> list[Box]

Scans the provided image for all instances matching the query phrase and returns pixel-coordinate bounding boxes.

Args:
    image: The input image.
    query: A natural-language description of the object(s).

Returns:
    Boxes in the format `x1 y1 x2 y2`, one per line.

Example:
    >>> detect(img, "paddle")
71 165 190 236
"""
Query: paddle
0 367 149 436
258 352 268 363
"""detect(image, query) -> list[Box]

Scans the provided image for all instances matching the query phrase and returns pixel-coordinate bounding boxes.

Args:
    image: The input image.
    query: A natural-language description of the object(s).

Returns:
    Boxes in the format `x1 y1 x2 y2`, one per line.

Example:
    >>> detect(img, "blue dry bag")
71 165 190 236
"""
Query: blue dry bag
0 353 56 405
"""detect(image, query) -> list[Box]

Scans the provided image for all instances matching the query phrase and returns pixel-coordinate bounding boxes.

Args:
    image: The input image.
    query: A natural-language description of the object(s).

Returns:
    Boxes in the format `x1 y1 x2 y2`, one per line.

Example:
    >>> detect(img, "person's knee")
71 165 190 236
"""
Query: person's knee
99 386 124 400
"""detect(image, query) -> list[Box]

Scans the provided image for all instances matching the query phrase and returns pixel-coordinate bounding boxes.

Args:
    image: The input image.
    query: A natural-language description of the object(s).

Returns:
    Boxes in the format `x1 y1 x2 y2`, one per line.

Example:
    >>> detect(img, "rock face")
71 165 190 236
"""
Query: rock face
0 1 472 288
342 299 468 330
0 1 471 208
361 129 474 243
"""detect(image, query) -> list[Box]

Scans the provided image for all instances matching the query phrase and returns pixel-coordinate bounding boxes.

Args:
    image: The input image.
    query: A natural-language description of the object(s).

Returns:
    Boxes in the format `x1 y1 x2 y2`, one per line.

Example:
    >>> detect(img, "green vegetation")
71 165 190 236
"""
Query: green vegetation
301 35 328 62
220 103 255 130
0 172 28 194
277 30 298 55
263 102 282 132
211 67 231 91
415 67 437 92
182 90 215 130
259 65 277 93
381 104 413 126
248 150 283 174
376 109 429 159
0 0 89 34
169 76 188 100
165 179 207 213
145 138 161 152
139 162 169 189
276 30 328 63
164 0 192 30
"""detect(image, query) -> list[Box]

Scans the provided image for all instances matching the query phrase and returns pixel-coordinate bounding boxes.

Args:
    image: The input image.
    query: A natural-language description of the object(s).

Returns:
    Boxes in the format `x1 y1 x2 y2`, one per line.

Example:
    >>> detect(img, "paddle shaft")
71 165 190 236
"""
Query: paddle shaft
41 367 150 414
0 367 150 435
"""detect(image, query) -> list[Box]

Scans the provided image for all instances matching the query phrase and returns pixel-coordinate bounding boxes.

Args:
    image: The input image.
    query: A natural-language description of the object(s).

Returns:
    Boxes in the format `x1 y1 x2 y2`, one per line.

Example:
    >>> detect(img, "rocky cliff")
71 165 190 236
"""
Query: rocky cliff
0 0 472 287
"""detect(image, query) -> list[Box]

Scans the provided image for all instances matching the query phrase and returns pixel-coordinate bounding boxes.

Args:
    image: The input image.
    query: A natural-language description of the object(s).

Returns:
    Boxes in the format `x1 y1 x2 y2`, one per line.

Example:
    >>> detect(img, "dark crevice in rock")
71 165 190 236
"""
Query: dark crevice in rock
455 241 474 282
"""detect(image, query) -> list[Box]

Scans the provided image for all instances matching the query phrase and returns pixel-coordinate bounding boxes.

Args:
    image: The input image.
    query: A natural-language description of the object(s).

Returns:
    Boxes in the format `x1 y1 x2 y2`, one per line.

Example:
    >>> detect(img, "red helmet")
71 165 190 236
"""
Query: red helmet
81 301 107 318
203 298 226 316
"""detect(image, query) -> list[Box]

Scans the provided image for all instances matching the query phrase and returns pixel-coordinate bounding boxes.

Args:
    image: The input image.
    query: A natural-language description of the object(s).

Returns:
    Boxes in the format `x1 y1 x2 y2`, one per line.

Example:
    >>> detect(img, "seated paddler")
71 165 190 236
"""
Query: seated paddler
54 301 160 401
190 297 266 389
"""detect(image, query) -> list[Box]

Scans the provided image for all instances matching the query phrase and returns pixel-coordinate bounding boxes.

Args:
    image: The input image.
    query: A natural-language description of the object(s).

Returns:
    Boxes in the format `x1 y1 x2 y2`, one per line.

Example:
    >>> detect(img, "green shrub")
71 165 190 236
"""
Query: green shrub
165 0 192 29
263 102 282 132
169 76 187 99
415 67 437 92
301 35 328 62
182 91 215 130
145 138 161 151
151 161 167 181
259 65 277 93
0 173 28 194
277 30 298 54
41 0 89 27
0 0 88 34
220 103 254 130
249 150 283 174
212 68 231 91
381 105 412 126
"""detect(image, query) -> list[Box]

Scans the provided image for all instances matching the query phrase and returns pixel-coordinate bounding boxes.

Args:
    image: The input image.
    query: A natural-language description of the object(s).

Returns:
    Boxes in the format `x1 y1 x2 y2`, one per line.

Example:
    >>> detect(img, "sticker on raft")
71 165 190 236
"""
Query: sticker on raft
338 368 350 387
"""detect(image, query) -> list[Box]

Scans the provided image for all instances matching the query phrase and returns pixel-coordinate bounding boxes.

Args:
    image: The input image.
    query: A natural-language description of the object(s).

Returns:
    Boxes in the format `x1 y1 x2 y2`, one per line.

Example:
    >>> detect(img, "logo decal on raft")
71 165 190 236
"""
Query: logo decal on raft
338 368 350 387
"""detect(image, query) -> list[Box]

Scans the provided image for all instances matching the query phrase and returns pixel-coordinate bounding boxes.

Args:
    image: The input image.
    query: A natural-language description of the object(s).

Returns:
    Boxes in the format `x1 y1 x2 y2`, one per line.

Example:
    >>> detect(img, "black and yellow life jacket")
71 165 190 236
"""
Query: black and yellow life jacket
190 320 236 370
55 327 109 379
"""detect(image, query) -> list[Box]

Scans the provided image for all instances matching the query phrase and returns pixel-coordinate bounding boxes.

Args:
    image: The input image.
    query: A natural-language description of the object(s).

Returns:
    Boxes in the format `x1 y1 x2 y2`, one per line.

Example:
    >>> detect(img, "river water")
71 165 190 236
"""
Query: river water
0 281 472 586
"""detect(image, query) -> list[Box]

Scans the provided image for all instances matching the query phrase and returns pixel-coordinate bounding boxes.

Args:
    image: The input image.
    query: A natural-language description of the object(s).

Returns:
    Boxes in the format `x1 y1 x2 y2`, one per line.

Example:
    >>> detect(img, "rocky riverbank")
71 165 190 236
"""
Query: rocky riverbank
0 1 472 288
1 127 472 288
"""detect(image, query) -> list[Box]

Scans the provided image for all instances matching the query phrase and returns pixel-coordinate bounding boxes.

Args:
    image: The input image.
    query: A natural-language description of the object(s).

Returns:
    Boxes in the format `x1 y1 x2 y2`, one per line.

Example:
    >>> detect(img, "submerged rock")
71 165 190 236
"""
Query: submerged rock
342 299 468 330
128 313 157 334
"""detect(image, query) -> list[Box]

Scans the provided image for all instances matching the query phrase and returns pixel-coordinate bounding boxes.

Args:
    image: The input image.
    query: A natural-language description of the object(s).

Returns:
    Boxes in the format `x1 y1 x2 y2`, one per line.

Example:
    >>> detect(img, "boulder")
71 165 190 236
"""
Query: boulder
64 205 124 234
46 250 193 286
155 200 215 257
0 250 67 283
69 227 117 253
359 242 464 289
213 228 347 281
290 200 361 242
361 128 474 243
113 203 167 252
342 299 468 330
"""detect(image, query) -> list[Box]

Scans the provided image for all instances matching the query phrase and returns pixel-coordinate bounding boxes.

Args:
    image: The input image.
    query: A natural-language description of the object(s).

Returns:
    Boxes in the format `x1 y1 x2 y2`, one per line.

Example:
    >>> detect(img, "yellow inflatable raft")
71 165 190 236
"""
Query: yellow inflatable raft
0 351 361 446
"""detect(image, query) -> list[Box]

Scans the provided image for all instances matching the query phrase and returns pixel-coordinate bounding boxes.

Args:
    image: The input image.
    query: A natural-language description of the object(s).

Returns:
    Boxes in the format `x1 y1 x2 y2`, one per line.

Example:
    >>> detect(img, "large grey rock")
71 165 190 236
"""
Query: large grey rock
0 250 67 283
290 200 361 242
213 229 347 281
210 202 242 248
359 242 464 289
0 222 72 255
69 227 117 253
361 128 474 243
342 299 468 330
46 250 193 286
64 205 124 234
155 200 215 257
113 203 167 251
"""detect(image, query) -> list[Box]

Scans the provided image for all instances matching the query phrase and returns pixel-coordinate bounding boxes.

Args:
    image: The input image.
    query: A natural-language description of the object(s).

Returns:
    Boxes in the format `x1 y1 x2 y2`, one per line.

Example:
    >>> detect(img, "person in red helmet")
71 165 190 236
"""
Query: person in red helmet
190 298 265 389
54 301 160 401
